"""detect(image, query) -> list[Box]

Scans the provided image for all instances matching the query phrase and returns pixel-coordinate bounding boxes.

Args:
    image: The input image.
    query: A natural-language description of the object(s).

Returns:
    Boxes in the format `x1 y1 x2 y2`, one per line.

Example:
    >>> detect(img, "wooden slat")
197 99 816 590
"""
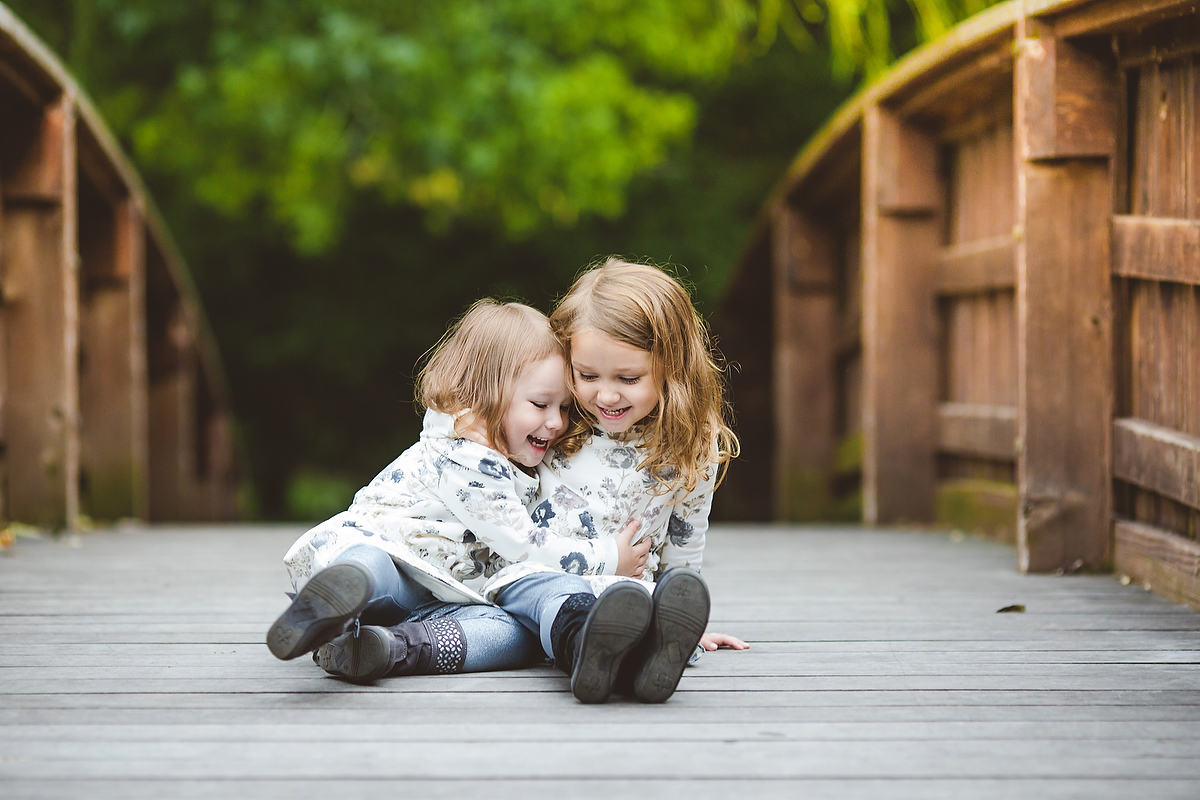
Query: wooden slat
936 236 1016 295
1112 215 1200 286
773 207 837 520
1015 17 1115 573
1115 519 1200 611
862 106 941 524
937 403 1017 460
1113 417 1200 510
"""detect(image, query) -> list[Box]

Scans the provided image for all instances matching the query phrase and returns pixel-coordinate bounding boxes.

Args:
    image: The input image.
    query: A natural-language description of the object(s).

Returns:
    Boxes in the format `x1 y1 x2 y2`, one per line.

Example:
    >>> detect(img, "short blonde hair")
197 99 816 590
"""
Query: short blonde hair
417 299 579 456
550 258 739 494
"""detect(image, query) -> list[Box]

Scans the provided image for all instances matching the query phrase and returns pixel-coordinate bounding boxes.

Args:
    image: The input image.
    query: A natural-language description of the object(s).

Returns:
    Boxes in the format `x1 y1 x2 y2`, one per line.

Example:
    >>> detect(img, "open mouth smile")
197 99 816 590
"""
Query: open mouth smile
597 406 630 420
528 436 549 449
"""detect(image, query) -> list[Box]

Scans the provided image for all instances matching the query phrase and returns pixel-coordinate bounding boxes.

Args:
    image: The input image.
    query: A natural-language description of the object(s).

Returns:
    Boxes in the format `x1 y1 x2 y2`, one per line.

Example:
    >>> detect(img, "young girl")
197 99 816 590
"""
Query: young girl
534 258 749 701
267 300 650 694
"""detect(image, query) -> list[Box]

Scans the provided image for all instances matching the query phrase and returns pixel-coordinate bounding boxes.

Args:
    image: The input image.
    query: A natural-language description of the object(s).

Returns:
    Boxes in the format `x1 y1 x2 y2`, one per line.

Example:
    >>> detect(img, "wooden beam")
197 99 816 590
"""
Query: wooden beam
1015 17 1115 573
862 106 941 524
1112 215 1200 286
1019 20 1116 160
773 205 837 520
936 236 1017 295
938 403 1018 460
1113 417 1200 511
124 204 149 521
1050 0 1200 39
78 200 146 521
1114 518 1200 612
1 97 78 528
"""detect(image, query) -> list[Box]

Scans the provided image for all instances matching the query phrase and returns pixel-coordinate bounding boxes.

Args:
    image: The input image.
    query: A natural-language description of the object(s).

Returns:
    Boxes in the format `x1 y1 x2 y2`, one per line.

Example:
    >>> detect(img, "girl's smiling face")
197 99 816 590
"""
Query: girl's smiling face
570 329 659 434
503 354 571 467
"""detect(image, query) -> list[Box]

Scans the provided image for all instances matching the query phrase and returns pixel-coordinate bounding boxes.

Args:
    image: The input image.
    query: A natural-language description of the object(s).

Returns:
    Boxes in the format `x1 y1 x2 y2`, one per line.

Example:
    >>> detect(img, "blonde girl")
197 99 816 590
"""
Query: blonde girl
533 258 748 702
268 300 649 694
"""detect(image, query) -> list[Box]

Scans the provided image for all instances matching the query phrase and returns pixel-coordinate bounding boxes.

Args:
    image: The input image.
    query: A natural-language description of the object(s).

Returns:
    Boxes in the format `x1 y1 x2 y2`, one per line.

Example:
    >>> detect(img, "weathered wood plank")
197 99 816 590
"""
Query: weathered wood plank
1115 519 1200 611
861 106 941 524
773 206 837 520
1 97 78 528
1112 215 1200 286
936 236 1016 295
937 403 1018 460
1015 16 1115 573
1113 417 1200 510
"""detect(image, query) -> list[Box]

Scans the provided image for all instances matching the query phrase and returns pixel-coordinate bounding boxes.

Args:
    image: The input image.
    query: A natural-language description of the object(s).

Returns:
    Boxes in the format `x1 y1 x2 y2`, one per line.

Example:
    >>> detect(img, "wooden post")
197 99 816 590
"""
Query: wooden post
1 96 79 528
861 105 942 524
78 198 146 521
125 205 150 521
772 205 837 520
1015 19 1114 572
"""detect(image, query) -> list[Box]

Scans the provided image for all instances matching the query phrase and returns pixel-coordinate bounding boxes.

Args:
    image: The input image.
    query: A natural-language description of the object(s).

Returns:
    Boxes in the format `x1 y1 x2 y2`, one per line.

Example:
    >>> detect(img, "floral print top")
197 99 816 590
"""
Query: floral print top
533 426 715 584
283 410 620 598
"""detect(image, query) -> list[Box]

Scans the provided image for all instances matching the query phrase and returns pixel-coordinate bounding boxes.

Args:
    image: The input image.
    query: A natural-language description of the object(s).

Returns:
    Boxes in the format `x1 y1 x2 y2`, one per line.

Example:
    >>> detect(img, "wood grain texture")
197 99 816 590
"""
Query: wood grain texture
861 106 941 525
772 207 837 520
1115 518 1200 610
1112 216 1200 285
1019 21 1116 160
2 523 1200 796
1113 417 1200 510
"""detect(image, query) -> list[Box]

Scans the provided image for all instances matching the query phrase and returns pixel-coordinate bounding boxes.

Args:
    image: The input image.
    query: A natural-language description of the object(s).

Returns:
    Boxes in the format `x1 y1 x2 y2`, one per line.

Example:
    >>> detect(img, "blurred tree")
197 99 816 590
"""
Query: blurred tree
7 0 998 517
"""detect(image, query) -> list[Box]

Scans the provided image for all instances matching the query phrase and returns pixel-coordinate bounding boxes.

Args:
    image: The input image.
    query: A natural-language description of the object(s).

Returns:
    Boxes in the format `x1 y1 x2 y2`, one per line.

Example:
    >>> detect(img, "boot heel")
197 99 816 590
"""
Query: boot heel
571 583 653 704
633 569 710 703
267 562 374 660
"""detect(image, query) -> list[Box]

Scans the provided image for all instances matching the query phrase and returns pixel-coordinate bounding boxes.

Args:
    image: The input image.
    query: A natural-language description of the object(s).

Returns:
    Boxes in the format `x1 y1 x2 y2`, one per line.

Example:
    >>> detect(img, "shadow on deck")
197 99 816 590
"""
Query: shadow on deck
2 524 1200 798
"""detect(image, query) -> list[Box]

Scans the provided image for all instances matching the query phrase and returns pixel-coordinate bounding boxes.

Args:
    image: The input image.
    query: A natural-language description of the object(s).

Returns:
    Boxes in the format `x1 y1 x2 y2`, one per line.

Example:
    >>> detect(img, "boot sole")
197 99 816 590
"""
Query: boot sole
314 626 394 683
571 583 652 704
633 569 710 703
266 563 374 660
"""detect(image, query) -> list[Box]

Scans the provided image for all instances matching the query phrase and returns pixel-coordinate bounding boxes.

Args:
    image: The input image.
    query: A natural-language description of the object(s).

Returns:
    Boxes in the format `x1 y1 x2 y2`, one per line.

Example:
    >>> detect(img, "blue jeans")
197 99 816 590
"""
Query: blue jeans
494 571 594 659
332 545 539 672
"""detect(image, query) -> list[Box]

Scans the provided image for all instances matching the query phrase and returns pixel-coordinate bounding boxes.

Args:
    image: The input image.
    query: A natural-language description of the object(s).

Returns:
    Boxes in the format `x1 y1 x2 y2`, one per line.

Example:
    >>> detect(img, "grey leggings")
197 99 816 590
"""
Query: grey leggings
332 545 540 672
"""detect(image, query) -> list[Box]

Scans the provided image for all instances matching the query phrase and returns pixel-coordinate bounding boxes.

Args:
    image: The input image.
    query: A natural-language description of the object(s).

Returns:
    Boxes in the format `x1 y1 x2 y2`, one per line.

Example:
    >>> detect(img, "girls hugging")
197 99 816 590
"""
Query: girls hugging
266 258 747 704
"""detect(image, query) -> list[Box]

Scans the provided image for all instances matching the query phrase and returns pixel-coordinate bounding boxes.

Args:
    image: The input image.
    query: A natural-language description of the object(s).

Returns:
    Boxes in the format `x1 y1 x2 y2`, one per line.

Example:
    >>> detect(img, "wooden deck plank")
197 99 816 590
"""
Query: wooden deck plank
2 524 1199 796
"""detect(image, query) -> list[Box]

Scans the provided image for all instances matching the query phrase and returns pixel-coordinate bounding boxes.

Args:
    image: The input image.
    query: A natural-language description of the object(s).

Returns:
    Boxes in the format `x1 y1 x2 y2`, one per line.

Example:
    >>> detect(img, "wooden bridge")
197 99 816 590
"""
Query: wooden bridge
0 5 236 529
1 1 1199 794
3 523 1199 798
717 0 1200 613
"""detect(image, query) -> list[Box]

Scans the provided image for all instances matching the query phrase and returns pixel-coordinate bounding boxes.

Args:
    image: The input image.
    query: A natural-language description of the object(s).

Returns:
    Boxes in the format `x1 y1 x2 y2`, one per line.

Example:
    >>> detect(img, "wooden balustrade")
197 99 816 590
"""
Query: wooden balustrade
0 6 235 527
718 0 1200 609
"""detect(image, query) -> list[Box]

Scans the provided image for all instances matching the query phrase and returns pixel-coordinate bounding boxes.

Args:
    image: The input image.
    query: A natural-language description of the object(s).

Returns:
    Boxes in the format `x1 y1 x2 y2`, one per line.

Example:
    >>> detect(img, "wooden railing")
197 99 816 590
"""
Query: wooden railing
716 0 1200 609
0 6 236 527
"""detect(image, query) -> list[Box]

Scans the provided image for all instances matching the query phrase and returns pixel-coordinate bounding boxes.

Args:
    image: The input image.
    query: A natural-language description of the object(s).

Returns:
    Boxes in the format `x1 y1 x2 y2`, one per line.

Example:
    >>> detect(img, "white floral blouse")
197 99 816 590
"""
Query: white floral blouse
283 410 619 604
534 426 716 594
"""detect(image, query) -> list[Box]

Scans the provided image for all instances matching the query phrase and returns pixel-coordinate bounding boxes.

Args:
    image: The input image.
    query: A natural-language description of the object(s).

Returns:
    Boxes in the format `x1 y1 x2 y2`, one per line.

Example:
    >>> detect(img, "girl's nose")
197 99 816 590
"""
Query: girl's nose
546 410 563 431
597 386 622 405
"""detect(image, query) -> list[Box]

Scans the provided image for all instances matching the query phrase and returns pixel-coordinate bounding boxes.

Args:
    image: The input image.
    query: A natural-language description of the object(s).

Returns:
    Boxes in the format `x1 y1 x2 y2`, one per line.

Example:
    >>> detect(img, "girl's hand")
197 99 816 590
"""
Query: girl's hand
700 632 748 651
615 520 651 578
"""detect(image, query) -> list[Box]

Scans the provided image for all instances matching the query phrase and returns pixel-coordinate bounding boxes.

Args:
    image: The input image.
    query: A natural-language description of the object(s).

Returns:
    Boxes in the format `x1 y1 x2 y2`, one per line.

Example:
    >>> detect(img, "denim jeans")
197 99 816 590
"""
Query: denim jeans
332 545 539 672
493 571 594 659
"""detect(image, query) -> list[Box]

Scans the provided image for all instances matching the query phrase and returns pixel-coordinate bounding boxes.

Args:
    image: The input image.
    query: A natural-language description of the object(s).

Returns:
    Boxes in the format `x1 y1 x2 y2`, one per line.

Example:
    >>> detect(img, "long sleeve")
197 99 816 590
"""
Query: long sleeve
657 466 715 573
439 450 619 576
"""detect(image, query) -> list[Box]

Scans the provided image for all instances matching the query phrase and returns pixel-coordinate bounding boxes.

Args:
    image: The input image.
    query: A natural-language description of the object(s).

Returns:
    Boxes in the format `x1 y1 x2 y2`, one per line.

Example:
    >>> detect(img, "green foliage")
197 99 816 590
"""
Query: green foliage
6 0 1000 516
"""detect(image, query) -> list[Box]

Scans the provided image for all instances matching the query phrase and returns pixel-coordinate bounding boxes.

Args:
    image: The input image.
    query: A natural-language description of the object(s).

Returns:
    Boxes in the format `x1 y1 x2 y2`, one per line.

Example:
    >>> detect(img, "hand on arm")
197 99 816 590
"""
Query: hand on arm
615 520 651 578
700 632 749 651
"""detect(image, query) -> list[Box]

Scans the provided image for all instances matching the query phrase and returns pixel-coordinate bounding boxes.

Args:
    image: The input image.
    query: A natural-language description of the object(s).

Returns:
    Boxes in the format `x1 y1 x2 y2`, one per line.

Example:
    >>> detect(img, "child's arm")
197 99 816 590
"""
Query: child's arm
657 467 716 572
440 452 622 576
700 632 749 651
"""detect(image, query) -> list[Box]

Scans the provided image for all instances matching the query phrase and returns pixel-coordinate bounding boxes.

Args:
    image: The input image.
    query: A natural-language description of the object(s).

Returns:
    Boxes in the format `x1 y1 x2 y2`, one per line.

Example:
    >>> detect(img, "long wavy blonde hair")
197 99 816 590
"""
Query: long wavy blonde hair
416 299 584 457
550 258 739 494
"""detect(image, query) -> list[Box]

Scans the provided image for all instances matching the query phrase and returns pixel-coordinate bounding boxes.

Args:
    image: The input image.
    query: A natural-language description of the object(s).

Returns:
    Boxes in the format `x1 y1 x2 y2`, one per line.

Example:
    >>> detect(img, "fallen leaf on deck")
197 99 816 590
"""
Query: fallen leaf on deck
996 604 1026 613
